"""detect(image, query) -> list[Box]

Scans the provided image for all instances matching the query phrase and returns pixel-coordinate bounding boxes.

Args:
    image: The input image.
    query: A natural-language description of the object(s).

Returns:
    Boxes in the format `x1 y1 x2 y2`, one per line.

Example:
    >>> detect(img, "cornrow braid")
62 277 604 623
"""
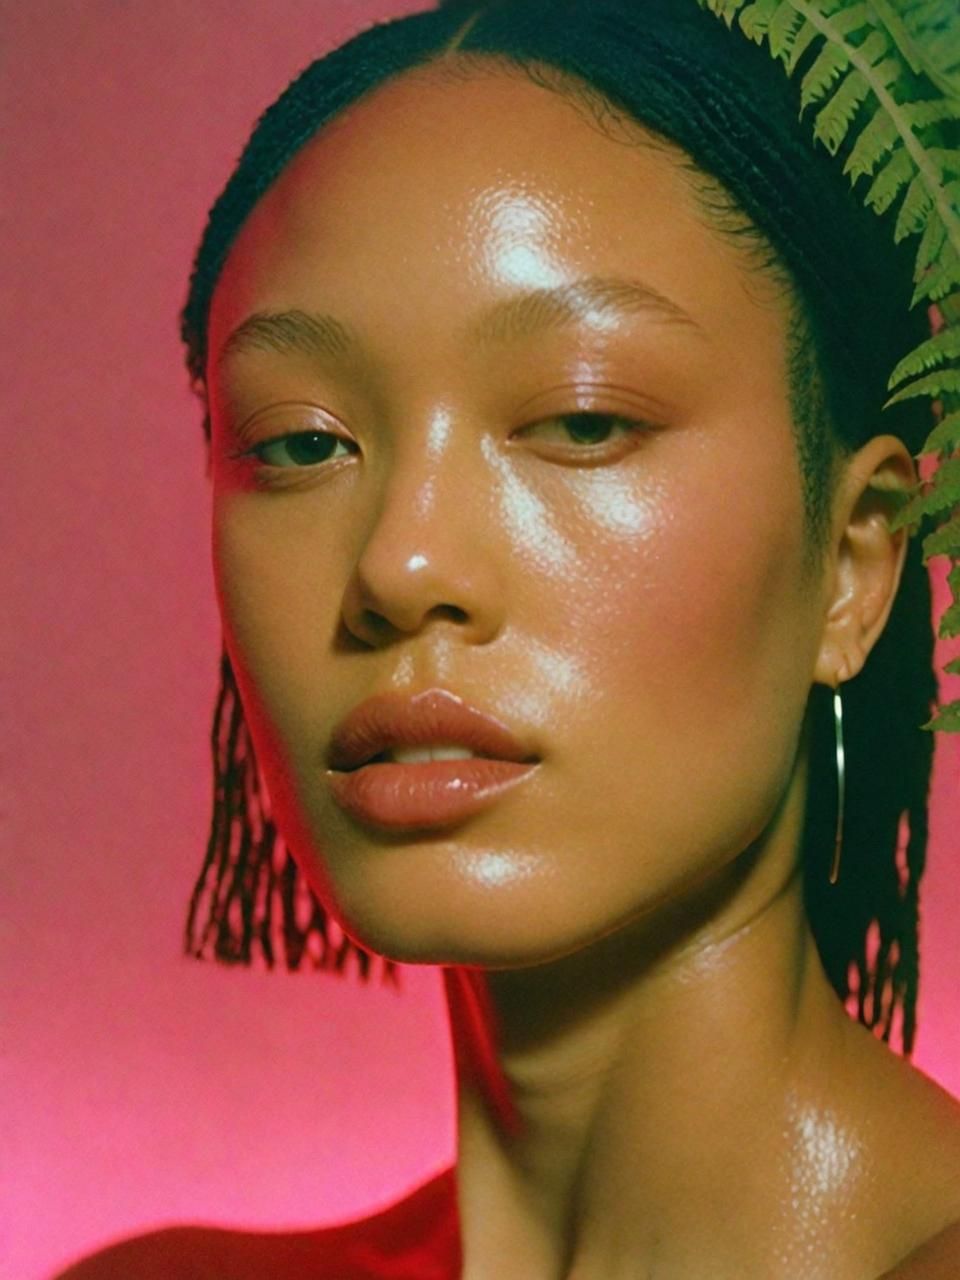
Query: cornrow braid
185 651 399 981
180 0 939 1052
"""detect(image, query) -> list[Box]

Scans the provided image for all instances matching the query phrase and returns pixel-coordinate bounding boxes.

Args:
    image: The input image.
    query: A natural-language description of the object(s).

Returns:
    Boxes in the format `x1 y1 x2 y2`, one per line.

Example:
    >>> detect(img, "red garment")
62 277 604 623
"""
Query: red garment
55 1167 460 1279
54 1165 960 1278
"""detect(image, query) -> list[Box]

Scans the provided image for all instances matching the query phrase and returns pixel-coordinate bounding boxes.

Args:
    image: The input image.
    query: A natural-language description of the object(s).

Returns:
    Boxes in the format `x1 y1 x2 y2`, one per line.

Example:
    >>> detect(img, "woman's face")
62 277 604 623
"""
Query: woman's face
206 64 834 965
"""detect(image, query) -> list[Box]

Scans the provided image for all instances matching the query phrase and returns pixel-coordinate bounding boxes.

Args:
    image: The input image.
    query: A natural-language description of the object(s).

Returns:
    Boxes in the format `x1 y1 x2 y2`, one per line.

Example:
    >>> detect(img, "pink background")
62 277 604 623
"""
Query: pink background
4 4 958 1277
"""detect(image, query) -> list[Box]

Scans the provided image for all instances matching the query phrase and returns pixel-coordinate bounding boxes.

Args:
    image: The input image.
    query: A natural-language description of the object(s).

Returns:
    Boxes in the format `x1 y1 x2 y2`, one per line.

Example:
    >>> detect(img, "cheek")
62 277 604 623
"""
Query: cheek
538 449 816 875
211 490 336 746
545 442 810 684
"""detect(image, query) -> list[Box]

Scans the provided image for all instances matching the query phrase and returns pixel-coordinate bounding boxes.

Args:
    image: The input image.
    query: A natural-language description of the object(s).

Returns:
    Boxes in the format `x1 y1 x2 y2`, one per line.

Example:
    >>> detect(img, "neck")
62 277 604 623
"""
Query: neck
446 761 868 1279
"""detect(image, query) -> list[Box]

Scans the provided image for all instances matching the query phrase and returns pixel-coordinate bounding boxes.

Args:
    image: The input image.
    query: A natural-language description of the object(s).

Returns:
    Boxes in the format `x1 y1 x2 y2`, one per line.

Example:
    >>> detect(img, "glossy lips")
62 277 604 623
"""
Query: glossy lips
325 688 541 830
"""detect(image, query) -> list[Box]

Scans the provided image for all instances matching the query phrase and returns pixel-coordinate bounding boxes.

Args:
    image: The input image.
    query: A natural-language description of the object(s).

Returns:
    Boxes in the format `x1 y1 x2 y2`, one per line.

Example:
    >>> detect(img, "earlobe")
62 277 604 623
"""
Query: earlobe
812 435 916 689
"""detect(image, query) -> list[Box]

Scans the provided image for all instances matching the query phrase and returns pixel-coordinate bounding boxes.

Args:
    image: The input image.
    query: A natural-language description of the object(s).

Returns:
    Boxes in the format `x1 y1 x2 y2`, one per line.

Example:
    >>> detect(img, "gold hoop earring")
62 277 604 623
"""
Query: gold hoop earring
829 680 845 886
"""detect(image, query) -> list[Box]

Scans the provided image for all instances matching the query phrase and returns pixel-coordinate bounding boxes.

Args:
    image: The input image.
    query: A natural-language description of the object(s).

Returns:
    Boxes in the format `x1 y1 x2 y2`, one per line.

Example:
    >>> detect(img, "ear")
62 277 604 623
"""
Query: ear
813 434 917 688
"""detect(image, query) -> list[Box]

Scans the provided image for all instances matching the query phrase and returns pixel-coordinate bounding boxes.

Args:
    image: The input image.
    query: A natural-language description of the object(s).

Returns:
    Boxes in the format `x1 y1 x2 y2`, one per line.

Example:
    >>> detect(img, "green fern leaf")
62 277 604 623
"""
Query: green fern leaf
895 172 935 241
912 242 960 307
938 604 960 641
929 149 960 177
865 146 914 215
884 368 960 408
887 482 922 534
931 252 960 303
898 456 960 523
702 0 748 27
887 494 924 534
869 0 960 99
812 68 871 152
915 208 948 272
843 110 900 182
737 0 782 42
849 26 892 66
889 328 960 388
922 513 960 563
868 57 906 92
902 99 960 130
889 478 960 533
784 18 820 75
918 410 960 456
800 40 851 111
922 700 960 732
768 1 804 60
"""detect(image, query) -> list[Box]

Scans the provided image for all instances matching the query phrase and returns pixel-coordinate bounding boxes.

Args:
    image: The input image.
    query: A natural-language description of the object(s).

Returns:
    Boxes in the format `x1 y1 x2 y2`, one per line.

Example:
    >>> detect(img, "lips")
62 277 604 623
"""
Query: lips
326 687 539 773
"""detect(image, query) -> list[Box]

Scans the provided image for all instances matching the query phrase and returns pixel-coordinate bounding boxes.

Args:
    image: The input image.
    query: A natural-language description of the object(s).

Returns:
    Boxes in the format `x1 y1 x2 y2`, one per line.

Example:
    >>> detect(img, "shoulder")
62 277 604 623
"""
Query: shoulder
854 1036 960 1278
51 1166 459 1280
877 1217 960 1278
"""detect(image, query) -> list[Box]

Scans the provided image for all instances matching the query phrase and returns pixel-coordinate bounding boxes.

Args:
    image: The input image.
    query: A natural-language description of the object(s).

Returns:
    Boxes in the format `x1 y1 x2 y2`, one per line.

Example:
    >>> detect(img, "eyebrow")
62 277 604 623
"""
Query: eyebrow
467 276 705 345
214 275 705 372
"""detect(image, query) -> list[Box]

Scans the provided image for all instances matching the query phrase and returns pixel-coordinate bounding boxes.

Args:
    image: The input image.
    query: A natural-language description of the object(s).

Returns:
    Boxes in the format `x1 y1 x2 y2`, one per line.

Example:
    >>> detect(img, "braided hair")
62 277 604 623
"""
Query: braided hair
180 0 937 1055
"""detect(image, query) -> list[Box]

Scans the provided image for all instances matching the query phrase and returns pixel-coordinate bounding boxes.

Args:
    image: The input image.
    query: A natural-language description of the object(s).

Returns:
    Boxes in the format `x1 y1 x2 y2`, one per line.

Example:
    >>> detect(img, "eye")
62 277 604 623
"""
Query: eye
517 411 652 454
231 429 357 470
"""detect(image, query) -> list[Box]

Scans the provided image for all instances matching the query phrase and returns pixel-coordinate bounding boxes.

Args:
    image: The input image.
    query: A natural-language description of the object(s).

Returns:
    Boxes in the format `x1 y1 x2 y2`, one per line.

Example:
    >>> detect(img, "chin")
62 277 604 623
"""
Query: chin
310 862 644 972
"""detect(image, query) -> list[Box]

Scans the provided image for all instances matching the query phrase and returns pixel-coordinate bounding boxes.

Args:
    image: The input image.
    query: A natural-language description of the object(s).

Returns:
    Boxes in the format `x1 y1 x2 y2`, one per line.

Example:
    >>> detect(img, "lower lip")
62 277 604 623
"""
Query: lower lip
326 758 539 830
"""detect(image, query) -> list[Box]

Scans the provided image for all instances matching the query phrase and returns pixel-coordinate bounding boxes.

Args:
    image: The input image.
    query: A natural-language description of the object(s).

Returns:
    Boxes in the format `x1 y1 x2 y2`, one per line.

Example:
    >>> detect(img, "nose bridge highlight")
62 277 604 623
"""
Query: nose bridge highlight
345 404 498 638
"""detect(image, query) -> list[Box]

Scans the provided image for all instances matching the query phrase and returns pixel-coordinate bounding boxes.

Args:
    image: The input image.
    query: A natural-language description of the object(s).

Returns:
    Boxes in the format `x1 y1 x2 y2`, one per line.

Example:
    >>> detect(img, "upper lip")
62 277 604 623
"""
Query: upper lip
327 688 540 772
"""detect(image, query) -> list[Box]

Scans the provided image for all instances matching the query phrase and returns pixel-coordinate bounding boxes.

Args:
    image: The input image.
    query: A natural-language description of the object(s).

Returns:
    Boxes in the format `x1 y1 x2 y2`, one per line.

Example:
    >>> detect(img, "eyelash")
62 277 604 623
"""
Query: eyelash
229 411 653 474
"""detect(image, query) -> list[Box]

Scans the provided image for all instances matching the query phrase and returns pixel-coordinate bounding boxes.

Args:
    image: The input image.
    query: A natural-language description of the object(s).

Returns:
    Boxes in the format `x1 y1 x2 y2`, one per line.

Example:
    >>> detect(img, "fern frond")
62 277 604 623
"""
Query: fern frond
894 172 934 240
915 204 948 268
889 328 960 388
865 145 914 214
930 149 960 177
699 0 749 28
799 34 851 110
843 109 900 181
737 0 782 43
890 456 960 527
868 0 960 100
884 368 960 408
923 701 960 732
852 25 892 60
768 2 804 60
828 3 872 38
787 0 960 264
942 562 960 639
938 603 960 641
922 513 960 562
901 98 959 129
912 241 960 307
811 67 871 150
917 410 960 456
785 18 820 75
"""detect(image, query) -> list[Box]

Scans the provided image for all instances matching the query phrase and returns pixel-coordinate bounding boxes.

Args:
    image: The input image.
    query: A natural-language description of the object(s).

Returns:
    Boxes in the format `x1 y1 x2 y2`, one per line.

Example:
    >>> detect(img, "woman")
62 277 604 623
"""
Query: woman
59 0 960 1275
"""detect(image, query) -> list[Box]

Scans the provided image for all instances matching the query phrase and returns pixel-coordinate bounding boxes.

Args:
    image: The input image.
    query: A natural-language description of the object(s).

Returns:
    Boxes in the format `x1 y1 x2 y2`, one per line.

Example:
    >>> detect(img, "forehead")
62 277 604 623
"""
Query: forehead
208 61 787 374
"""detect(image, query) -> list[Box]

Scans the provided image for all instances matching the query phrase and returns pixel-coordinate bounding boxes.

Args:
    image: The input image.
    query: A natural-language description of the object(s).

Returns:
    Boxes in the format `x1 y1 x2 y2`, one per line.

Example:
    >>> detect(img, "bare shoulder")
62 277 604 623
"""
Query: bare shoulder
51 1166 458 1280
877 1217 960 1278
848 1024 960 1277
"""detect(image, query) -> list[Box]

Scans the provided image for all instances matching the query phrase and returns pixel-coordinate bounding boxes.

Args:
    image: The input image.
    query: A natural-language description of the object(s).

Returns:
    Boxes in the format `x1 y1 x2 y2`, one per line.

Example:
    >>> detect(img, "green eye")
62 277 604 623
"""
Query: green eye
243 430 356 468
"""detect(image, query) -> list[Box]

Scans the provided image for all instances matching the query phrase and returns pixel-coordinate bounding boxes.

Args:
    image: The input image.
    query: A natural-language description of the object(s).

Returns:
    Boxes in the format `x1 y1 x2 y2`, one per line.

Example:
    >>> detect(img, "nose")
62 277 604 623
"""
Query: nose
340 422 504 648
